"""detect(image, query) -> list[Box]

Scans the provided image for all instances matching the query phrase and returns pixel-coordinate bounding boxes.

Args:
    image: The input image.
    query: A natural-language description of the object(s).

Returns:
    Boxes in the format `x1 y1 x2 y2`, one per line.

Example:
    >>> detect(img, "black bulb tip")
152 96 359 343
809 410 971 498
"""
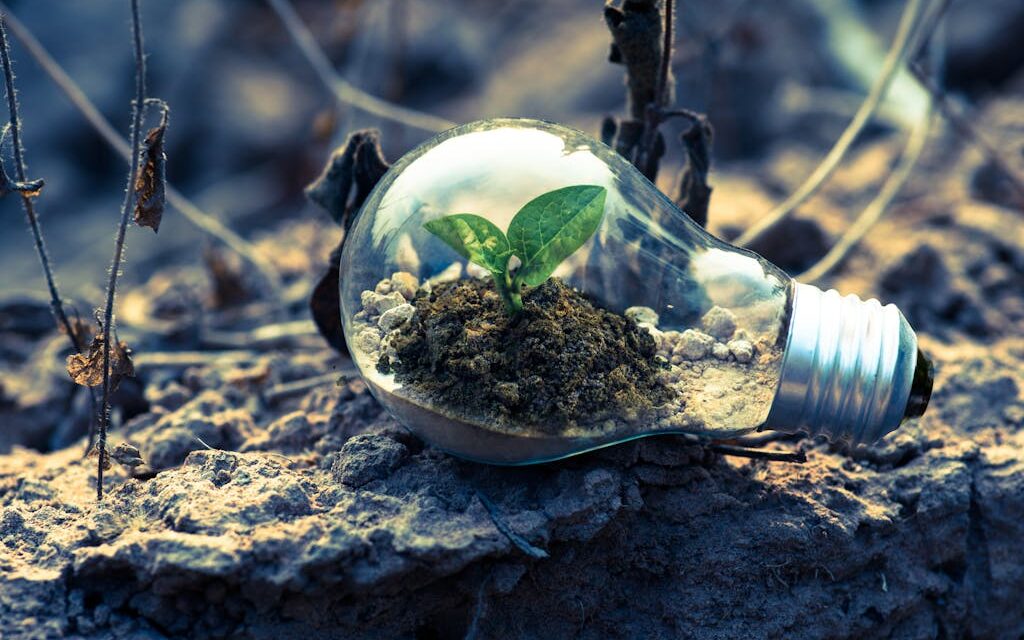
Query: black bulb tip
903 348 933 420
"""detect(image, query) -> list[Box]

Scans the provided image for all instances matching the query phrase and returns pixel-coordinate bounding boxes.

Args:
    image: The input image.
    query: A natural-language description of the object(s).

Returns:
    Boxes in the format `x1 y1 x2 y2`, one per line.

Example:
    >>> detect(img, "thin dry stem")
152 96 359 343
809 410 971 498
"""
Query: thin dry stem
266 0 456 133
734 0 927 248
0 14 100 452
0 17 79 351
909 63 1024 208
0 4 285 302
799 95 934 283
97 0 147 501
707 443 807 464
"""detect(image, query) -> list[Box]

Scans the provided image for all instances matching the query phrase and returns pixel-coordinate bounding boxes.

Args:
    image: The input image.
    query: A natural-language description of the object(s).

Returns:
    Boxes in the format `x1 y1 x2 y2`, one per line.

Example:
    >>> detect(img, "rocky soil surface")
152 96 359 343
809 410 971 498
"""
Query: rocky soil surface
2 2 1024 638
3 193 1024 638
2 333 1023 639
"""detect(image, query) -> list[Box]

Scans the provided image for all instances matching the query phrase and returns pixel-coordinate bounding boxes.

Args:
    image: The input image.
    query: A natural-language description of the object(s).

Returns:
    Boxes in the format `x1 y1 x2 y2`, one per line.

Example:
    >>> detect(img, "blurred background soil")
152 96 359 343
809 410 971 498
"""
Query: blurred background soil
1 0 1024 638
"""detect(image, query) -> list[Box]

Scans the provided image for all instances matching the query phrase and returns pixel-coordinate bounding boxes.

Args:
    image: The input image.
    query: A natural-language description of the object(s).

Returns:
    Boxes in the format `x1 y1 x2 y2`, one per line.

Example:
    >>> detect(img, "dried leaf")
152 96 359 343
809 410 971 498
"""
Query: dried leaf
307 130 390 354
310 242 346 353
133 102 169 232
305 129 389 231
111 442 144 469
66 334 135 390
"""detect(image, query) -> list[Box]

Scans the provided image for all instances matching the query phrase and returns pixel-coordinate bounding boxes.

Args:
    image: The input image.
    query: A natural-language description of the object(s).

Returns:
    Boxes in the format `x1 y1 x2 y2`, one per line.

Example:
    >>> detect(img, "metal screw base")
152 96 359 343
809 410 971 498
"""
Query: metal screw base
764 283 922 444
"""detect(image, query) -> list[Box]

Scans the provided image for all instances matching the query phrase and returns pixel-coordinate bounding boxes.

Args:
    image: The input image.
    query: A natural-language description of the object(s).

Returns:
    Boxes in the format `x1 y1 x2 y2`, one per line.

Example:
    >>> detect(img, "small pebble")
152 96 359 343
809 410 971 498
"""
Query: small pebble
378 303 415 331
354 328 381 353
625 306 659 326
728 339 755 363
360 290 377 312
374 279 392 295
712 342 731 360
390 272 419 300
701 306 737 341
675 329 714 360
374 291 407 314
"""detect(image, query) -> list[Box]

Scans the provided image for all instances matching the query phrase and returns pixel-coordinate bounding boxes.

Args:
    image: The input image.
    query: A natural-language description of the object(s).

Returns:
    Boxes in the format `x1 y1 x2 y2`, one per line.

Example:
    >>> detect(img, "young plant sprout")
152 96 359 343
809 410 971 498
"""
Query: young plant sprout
423 185 607 313
340 118 934 465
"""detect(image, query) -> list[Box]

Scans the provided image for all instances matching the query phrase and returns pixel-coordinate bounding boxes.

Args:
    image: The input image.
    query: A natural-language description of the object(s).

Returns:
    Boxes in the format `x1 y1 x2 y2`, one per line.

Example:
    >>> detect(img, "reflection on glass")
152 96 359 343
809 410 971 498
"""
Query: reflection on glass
340 119 792 464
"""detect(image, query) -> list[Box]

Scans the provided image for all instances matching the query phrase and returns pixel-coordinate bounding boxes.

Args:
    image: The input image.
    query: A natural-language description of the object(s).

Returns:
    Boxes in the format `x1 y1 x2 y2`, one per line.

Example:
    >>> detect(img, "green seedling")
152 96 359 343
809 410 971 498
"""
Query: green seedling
424 185 607 313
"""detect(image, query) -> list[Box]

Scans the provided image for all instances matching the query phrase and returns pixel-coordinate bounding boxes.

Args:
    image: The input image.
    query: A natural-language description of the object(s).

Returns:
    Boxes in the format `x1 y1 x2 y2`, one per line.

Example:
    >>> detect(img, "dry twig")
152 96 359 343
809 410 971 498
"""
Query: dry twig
0 14 100 451
706 443 806 464
0 4 285 302
0 17 79 351
734 0 928 248
265 0 455 133
95 0 149 500
799 91 934 282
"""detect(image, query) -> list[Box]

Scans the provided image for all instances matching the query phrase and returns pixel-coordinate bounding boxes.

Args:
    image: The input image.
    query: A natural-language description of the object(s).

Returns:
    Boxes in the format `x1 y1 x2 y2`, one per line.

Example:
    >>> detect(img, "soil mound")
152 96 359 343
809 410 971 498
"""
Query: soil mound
378 278 674 432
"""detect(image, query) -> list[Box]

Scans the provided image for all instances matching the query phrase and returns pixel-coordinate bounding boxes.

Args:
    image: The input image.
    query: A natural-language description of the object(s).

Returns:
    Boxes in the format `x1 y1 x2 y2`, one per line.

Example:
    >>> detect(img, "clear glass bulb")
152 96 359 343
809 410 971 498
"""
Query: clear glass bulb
339 118 933 464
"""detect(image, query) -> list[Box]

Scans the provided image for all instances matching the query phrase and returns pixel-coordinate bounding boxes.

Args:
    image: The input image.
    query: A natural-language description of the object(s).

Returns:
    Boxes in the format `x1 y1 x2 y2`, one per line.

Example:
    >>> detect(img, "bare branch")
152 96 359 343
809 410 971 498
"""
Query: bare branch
0 4 285 301
799 102 934 283
96 0 149 500
734 0 928 248
706 443 807 464
265 0 456 133
0 16 79 351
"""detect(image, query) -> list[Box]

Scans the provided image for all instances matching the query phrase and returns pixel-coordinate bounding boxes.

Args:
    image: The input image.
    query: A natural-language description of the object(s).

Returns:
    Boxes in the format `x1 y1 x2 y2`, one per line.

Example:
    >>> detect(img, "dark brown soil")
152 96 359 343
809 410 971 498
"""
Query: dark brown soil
377 278 675 433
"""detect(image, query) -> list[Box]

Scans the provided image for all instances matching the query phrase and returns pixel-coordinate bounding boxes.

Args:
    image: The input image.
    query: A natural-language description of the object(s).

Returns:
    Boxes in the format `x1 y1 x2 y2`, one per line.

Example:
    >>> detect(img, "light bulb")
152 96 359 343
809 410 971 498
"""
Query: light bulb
339 118 933 464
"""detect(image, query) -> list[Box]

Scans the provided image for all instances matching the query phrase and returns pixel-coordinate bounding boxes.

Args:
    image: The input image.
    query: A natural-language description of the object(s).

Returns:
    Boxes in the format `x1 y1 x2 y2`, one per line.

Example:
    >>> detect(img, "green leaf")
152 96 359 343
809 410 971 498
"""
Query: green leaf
424 214 512 274
507 185 607 287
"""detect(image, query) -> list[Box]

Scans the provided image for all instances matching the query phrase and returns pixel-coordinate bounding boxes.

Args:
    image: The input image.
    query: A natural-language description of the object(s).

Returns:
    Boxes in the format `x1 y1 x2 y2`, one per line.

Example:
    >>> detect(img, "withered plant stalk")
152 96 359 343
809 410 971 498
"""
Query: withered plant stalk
96 0 147 500
0 18 80 351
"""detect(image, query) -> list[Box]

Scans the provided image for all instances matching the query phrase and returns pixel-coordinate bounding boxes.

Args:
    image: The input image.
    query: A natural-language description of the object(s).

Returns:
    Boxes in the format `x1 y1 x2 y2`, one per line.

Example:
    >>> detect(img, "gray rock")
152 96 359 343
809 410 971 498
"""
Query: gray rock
378 303 415 331
466 262 491 280
701 306 737 341
674 329 714 360
728 339 755 363
354 328 381 353
712 342 732 360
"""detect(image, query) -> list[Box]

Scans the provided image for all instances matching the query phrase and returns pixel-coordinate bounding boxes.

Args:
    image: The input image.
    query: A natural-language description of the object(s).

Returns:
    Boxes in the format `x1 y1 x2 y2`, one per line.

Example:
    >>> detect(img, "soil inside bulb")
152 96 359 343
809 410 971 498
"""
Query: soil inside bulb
377 278 674 434
351 268 783 444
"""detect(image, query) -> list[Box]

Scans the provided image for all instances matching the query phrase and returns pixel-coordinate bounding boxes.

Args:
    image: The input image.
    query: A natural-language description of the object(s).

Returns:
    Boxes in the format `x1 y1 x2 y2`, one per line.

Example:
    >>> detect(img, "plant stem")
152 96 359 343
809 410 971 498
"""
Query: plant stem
494 271 522 314
734 0 927 248
0 14 99 453
798 101 933 283
96 0 147 501
0 18 80 352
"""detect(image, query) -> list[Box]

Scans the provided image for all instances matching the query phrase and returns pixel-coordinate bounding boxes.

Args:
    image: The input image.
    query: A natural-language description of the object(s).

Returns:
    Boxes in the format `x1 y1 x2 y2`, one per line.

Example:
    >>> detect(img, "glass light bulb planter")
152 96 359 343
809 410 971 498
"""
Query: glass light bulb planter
340 118 933 464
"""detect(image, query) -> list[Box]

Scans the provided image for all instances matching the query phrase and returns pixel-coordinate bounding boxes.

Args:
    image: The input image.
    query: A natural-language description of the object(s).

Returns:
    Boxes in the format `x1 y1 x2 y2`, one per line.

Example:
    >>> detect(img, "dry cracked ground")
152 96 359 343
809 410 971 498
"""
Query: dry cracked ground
3 100 1024 640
